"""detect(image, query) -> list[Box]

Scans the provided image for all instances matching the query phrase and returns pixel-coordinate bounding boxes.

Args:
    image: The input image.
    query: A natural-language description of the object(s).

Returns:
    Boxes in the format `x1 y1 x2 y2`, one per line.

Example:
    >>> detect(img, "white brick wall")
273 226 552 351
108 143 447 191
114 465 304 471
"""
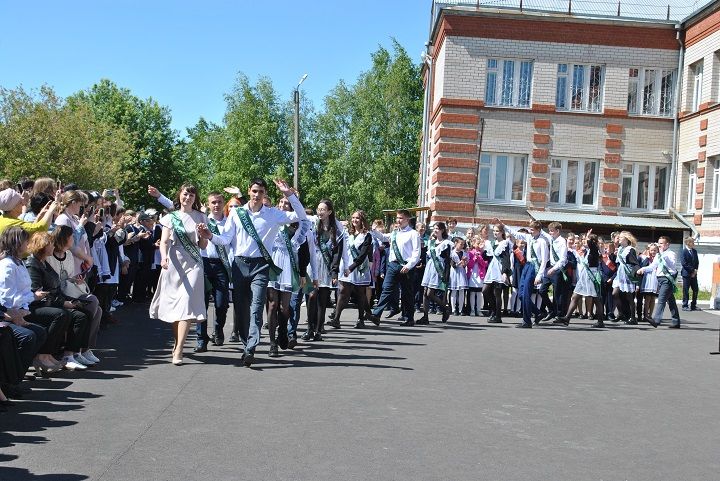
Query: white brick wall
681 29 720 110
433 41 447 110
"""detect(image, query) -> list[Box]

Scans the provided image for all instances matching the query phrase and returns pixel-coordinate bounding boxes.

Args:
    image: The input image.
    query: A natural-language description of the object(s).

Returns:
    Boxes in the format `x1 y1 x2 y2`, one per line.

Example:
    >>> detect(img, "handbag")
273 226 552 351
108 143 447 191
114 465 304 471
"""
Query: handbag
62 278 90 300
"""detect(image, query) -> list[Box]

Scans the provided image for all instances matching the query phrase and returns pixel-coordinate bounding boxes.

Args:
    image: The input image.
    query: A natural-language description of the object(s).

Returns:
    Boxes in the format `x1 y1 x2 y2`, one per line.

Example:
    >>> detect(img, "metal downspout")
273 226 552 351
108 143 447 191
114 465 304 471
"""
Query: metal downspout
419 51 433 222
668 26 684 216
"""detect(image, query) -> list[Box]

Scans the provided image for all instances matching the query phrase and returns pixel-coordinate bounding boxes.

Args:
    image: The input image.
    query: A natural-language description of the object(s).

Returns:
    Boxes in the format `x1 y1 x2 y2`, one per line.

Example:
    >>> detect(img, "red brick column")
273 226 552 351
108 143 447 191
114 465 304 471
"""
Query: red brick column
601 123 624 215
528 118 551 210
695 118 709 225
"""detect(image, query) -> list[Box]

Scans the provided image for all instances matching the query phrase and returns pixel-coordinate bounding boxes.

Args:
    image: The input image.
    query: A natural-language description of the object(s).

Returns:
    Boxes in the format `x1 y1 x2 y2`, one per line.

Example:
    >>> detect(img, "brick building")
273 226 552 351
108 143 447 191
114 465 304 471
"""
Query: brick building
419 0 720 288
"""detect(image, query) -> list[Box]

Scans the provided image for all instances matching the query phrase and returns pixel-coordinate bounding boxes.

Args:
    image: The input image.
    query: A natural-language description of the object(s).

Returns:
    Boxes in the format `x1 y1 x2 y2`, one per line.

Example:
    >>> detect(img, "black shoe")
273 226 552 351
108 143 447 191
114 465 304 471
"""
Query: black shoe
487 316 502 324
229 333 239 343
681 306 690 311
399 318 415 327
644 316 658 328
624 319 638 325
193 344 208 353
277 326 289 350
538 312 555 324
319 327 327 334
552 317 569 327
385 309 400 319
301 331 312 341
213 336 224 346
453 310 460 316
368 315 380 326
354 320 366 329
313 332 323 341
515 322 532 328
262 322 268 329
415 316 430 325
691 306 702 311
268 342 279 357
243 351 255 367
328 311 336 320
328 320 341 329
590 321 605 328
668 323 681 329
288 336 297 349
441 308 450 323
606 313 617 321
580 314 589 319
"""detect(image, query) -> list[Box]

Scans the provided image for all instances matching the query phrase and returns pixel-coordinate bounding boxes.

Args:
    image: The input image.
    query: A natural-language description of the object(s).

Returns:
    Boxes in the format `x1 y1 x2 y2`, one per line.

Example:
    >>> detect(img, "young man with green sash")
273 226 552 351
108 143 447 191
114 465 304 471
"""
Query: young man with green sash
371 210 422 326
193 191 233 353
537 222 569 324
198 178 306 367
637 235 681 328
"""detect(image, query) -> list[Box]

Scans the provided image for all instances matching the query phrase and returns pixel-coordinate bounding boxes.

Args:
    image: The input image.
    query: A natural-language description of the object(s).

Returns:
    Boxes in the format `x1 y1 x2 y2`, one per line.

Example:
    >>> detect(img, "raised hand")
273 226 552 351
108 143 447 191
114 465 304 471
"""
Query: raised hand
196 223 212 240
273 179 293 197
148 185 160 198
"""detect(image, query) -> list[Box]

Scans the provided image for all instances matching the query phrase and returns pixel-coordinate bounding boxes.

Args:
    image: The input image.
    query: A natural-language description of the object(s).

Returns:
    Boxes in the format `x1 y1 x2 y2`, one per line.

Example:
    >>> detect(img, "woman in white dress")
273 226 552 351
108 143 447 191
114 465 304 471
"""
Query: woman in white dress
149 184 208 365
612 231 640 324
307 199 345 340
418 222 452 324
266 196 312 357
554 232 605 328
482 223 512 323
448 238 468 316
331 210 380 329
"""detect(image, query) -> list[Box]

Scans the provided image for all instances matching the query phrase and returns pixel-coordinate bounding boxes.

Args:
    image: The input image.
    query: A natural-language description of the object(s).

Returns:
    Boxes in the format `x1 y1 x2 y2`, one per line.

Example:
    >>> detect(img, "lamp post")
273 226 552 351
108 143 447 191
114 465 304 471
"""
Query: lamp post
293 73 308 192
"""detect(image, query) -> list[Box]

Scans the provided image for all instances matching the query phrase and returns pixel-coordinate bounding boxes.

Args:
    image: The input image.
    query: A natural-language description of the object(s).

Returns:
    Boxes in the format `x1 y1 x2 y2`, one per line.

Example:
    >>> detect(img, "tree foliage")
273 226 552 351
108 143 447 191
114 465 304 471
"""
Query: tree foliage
0 85 131 188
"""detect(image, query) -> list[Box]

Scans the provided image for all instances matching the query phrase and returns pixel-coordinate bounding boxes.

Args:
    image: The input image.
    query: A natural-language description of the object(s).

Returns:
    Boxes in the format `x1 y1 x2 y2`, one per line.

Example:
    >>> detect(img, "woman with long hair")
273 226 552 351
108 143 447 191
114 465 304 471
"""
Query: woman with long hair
418 221 452 324
612 231 640 324
307 199 345 340
483 223 512 324
266 197 312 356
149 183 208 365
55 190 94 275
331 210 379 329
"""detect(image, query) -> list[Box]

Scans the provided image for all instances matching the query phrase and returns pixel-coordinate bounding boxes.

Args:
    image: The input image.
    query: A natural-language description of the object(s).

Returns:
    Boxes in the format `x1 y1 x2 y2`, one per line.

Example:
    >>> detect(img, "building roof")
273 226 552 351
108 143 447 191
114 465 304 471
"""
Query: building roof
527 210 688 231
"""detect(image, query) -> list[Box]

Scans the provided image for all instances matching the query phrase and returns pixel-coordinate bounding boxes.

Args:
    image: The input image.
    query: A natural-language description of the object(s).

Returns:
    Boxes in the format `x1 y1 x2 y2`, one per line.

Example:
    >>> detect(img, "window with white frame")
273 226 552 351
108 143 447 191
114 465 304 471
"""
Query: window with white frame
627 68 676 117
477 153 527 202
556 64 604 112
712 158 720 212
687 162 697 213
691 60 703 112
485 59 533 108
549 158 598 207
620 163 669 211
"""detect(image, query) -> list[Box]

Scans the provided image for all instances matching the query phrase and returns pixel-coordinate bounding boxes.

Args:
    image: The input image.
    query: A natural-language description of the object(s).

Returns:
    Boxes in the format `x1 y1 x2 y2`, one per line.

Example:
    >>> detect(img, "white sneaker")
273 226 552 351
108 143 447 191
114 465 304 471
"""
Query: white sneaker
83 350 100 363
111 299 123 308
75 353 95 366
63 356 87 370
109 306 116 313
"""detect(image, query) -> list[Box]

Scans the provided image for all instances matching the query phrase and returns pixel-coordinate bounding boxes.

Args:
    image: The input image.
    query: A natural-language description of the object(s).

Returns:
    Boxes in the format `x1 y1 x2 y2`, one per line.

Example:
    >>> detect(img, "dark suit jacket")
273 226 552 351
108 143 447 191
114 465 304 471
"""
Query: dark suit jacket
681 247 699 278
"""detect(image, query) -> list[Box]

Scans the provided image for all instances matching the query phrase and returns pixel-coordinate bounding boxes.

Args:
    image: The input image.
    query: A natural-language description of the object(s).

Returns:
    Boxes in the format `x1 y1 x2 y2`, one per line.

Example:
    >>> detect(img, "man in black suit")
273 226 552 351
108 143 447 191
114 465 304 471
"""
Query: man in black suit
680 237 700 311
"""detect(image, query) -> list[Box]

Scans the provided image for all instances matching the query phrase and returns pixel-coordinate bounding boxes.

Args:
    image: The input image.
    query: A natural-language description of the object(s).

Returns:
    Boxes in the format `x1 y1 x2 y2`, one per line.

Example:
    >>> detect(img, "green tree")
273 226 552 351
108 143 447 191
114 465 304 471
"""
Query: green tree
0 85 132 189
68 79 180 208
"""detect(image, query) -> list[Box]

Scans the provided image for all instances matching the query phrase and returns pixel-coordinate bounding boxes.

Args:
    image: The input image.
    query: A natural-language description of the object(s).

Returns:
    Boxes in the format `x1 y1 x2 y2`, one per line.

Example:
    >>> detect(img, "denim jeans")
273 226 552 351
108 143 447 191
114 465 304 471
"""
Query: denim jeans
288 289 303 339
232 256 269 354
373 261 415 321
519 263 540 326
8 322 47 371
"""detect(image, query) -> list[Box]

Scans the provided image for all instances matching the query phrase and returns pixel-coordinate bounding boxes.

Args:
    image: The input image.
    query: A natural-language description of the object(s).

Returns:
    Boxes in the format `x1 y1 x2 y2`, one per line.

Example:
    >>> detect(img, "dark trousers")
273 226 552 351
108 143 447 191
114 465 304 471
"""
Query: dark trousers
0 325 25 385
65 308 92 351
519 263 540 326
373 261 415 322
653 277 681 326
7 322 47 372
539 269 568 317
132 262 153 301
682 275 699 309
95 283 118 323
26 307 71 355
196 258 230 346
118 262 138 301
232 256 269 354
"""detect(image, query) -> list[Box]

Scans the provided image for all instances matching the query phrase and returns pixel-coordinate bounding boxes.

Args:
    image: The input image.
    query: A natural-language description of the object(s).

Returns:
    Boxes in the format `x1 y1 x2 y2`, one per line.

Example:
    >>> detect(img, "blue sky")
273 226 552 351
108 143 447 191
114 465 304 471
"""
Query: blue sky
0 0 430 134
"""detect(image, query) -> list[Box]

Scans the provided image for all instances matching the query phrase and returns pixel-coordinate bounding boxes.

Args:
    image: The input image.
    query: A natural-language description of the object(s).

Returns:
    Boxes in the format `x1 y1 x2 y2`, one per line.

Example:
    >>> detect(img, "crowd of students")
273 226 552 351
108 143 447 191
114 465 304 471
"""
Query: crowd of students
0 175 698 411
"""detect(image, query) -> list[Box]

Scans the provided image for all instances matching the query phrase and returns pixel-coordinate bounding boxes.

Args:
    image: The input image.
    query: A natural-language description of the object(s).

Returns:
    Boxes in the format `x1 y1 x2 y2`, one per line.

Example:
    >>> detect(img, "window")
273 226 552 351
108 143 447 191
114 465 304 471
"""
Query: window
627 68 676 117
687 162 697 213
477 153 527 202
556 64 604 112
549 158 598 207
712 159 720 212
485 59 533 108
620 163 669 211
691 61 703 112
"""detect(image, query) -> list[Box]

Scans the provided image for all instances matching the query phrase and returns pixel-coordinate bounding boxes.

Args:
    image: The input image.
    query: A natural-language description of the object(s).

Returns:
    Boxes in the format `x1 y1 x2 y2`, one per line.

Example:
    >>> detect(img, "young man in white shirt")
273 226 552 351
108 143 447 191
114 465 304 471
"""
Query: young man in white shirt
637 235 681 328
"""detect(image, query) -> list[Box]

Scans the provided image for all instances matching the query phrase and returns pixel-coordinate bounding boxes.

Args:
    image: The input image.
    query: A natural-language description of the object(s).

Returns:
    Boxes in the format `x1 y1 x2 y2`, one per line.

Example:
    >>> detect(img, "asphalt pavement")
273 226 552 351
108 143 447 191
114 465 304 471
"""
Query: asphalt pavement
1 301 719 481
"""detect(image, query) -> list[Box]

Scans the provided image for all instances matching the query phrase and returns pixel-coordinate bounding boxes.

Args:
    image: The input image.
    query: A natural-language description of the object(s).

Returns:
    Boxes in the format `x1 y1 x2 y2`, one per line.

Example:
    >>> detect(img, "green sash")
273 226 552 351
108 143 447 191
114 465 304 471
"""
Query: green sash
208 217 232 280
391 230 406 264
529 239 540 272
578 252 601 295
428 239 448 291
317 231 333 268
550 239 568 282
618 246 639 285
280 226 312 294
170 212 201 263
658 254 678 293
349 234 369 276
236 207 282 281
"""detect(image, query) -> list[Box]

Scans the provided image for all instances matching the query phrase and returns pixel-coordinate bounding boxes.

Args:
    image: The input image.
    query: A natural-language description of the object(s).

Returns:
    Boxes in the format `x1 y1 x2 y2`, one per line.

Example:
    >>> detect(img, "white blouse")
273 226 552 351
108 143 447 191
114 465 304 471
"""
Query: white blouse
0 257 35 310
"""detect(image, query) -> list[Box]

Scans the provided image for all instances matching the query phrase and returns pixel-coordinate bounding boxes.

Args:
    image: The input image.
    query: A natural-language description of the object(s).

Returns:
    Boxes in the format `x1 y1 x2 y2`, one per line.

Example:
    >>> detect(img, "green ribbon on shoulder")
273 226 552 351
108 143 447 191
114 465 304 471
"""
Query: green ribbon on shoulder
428 239 448 292
391 230 406 265
658 254 678 293
170 212 202 263
236 207 282 281
208 217 232 281
349 234 369 276
578 252 601 295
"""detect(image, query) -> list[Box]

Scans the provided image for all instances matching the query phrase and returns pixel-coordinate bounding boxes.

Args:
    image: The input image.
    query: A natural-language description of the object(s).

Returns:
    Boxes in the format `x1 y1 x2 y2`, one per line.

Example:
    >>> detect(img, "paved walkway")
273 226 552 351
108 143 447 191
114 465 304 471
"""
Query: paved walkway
1 302 719 481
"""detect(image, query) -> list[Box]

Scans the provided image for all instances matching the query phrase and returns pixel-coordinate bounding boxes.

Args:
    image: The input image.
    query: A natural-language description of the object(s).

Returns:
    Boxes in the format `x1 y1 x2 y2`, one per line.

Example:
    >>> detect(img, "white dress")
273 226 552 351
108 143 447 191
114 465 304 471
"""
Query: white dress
421 239 453 289
483 239 510 284
640 255 659 294
339 232 372 286
313 220 346 288
149 210 208 323
269 220 311 292
572 250 599 297
449 250 467 291
612 246 637 293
